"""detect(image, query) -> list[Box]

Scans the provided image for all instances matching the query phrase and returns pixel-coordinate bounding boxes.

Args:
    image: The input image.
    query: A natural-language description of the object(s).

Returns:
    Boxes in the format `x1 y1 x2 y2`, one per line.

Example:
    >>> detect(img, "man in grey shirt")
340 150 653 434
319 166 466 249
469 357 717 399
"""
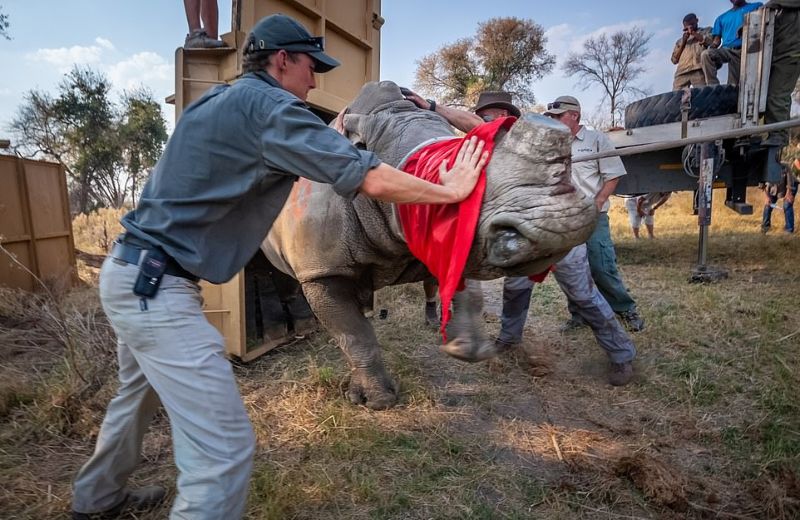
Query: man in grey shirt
70 14 488 520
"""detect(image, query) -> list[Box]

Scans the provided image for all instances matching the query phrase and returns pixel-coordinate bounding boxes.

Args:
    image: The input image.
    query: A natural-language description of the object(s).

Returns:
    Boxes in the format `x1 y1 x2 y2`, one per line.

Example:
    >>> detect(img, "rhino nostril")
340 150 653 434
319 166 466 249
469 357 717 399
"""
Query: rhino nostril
491 227 531 261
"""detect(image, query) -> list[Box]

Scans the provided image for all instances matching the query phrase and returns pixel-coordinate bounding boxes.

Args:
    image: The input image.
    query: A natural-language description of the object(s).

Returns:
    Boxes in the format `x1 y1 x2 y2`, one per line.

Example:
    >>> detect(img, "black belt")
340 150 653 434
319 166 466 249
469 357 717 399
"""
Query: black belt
110 234 199 282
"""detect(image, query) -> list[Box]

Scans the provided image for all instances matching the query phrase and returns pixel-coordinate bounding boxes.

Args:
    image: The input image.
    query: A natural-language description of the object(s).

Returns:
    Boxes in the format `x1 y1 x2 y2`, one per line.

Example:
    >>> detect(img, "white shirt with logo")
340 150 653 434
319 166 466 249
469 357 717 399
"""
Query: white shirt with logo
570 126 627 213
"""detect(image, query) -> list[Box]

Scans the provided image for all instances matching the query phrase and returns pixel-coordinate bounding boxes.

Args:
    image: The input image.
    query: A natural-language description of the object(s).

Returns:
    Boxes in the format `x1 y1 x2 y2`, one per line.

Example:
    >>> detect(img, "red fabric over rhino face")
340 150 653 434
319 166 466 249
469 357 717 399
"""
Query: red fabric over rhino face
397 116 516 340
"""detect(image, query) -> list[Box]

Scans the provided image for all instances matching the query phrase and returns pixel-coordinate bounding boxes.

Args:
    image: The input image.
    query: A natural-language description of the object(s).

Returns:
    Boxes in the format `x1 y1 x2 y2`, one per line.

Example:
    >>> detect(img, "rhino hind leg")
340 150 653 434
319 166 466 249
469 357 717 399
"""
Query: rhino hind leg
302 277 399 410
440 281 499 363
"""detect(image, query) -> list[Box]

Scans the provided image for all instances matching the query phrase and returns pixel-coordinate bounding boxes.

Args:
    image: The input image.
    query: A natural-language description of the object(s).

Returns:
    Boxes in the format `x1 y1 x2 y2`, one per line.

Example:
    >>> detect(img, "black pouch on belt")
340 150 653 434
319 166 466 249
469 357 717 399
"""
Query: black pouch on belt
133 248 169 298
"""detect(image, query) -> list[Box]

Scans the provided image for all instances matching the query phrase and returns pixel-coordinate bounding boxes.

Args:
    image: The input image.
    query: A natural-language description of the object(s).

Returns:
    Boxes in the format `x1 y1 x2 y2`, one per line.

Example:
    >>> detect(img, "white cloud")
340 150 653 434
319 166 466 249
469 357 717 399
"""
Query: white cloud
106 51 172 94
95 37 115 51
27 42 108 72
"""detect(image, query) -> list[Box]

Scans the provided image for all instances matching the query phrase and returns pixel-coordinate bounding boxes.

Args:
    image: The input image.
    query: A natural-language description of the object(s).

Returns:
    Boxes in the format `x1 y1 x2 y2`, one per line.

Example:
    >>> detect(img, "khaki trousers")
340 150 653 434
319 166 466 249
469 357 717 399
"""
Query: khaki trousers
673 69 707 90
72 258 255 519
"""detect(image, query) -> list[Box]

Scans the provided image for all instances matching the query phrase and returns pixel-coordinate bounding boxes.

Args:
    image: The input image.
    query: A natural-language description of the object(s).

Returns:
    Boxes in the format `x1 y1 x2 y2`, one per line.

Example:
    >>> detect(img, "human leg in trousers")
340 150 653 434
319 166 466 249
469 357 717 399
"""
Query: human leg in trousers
701 47 741 85
73 259 256 520
71 335 161 513
764 9 800 146
785 183 798 233
497 276 535 346
582 213 637 314
555 245 636 365
672 69 707 90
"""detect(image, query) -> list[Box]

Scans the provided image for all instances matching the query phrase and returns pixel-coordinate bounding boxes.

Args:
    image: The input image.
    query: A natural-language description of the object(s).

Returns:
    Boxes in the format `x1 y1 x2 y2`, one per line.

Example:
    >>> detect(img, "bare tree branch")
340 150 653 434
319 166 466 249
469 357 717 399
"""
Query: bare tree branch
563 26 652 127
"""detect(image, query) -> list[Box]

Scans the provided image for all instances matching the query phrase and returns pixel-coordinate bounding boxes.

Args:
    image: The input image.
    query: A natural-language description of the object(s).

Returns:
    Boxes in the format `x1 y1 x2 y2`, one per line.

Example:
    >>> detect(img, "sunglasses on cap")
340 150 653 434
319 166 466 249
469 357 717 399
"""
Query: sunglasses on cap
547 101 579 110
279 36 325 50
252 36 326 52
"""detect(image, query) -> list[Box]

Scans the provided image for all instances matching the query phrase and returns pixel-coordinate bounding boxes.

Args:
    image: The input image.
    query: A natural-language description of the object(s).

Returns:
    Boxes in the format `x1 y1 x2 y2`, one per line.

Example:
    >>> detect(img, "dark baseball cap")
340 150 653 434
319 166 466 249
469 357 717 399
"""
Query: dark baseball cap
245 14 340 73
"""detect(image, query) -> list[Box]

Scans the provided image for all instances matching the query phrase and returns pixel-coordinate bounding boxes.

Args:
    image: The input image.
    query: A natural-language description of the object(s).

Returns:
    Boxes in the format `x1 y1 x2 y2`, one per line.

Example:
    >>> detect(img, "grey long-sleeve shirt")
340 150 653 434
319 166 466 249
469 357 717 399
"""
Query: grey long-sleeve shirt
122 71 380 283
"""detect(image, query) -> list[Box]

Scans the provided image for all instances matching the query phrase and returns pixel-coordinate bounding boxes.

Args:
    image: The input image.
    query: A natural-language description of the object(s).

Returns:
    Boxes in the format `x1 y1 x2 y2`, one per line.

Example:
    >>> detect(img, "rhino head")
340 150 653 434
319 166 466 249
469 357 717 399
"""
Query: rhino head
343 80 597 280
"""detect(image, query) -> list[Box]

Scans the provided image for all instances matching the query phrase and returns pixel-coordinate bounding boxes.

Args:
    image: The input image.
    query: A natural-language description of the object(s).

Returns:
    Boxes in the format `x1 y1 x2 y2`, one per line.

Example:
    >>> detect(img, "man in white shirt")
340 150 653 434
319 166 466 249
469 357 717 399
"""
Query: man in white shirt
544 96 644 332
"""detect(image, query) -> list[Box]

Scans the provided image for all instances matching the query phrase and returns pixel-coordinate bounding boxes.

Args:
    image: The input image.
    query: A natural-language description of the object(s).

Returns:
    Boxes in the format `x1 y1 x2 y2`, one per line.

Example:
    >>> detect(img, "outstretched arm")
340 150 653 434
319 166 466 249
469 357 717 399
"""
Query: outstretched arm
402 89 484 133
359 136 488 204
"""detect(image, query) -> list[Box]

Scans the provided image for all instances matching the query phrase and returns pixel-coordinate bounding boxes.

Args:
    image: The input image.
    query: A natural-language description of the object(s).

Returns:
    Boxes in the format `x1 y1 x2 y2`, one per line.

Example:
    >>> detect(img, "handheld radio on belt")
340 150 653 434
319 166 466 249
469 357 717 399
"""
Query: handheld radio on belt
133 249 169 309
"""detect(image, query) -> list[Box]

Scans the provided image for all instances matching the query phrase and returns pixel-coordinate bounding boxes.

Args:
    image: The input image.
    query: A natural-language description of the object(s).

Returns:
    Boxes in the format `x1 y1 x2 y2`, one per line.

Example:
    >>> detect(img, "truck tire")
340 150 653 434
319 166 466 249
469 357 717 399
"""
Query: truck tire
624 85 738 129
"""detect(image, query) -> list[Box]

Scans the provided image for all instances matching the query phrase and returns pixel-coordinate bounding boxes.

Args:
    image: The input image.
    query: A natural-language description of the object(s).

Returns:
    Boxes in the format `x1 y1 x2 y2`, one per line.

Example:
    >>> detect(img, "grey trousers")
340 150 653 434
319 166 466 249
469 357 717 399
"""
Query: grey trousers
497 244 636 363
701 46 741 85
72 258 255 519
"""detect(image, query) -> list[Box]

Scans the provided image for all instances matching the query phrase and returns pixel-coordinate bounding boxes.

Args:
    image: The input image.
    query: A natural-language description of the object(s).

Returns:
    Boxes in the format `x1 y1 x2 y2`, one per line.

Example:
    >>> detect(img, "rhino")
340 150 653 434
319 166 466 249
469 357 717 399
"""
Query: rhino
262 81 597 410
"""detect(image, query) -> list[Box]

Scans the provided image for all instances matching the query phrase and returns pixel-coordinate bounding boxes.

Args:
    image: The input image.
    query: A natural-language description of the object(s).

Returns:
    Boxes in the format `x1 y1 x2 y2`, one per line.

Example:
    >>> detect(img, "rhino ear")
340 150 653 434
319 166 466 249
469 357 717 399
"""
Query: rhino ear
343 113 367 146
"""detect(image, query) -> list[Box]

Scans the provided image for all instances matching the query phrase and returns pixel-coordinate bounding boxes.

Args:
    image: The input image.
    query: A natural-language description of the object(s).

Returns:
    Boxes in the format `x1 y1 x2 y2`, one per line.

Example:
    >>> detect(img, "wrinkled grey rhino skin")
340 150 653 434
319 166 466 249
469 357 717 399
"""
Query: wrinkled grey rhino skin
262 81 596 409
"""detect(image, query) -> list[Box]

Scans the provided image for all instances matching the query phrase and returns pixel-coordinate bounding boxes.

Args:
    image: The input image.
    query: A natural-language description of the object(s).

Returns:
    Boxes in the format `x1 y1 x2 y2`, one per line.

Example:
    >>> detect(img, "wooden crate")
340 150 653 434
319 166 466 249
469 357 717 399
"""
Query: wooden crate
0 155 76 291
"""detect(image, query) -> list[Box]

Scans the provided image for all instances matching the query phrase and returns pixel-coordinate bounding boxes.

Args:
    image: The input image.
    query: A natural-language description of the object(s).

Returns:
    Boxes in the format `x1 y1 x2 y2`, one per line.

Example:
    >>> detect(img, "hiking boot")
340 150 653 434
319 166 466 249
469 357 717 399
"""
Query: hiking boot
184 29 225 49
617 309 645 332
608 361 634 386
72 486 166 519
559 315 587 333
494 338 519 353
424 301 440 328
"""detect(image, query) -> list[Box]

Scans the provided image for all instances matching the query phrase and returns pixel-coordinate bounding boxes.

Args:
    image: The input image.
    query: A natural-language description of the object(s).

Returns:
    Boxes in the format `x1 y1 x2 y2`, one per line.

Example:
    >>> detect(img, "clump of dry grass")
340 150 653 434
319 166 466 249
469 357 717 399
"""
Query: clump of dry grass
0 283 117 436
615 452 689 511
71 207 127 255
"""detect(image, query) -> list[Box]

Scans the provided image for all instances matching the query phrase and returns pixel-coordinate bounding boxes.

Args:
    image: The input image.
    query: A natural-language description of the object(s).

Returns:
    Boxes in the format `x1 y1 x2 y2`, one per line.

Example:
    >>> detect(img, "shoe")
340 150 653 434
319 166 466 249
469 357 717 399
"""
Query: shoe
72 486 166 519
608 361 634 386
617 309 645 332
184 29 225 49
559 315 588 333
494 338 519 353
424 301 440 328
761 225 770 234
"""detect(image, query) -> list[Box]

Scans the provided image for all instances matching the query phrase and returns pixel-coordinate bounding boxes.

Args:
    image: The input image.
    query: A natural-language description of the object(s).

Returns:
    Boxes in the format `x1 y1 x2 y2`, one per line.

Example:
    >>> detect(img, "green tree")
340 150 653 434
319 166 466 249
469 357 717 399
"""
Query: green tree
563 26 652 127
10 66 167 213
414 17 554 108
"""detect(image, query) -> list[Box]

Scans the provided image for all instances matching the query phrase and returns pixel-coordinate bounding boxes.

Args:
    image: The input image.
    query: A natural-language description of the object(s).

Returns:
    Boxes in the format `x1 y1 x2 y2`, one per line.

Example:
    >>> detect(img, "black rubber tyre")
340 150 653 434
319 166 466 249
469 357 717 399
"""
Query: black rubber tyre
624 85 738 129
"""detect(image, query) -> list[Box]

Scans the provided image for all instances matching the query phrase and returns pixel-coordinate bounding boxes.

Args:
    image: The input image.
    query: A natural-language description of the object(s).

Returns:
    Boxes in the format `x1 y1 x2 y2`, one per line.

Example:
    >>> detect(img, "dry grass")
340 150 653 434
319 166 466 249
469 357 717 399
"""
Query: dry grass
0 190 798 519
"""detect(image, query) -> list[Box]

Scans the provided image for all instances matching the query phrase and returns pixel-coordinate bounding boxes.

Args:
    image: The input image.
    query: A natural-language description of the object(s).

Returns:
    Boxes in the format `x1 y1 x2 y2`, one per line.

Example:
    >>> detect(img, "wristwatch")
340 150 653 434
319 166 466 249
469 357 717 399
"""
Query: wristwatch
426 99 436 112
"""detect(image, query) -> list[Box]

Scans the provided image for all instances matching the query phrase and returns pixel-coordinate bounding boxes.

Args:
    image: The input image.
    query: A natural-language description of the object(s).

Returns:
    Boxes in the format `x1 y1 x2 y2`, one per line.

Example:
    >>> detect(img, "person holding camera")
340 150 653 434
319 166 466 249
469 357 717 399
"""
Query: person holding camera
671 13 712 90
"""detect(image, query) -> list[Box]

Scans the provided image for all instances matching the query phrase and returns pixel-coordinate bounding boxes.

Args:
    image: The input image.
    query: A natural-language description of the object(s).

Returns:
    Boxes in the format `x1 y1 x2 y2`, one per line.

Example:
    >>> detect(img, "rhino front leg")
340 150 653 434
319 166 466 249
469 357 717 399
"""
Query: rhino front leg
440 281 499 362
302 277 399 410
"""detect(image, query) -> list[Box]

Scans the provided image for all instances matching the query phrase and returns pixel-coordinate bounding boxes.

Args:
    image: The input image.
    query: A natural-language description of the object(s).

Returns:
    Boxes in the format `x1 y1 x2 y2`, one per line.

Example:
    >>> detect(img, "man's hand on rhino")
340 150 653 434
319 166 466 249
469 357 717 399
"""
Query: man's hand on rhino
333 106 348 135
438 136 489 202
400 88 431 110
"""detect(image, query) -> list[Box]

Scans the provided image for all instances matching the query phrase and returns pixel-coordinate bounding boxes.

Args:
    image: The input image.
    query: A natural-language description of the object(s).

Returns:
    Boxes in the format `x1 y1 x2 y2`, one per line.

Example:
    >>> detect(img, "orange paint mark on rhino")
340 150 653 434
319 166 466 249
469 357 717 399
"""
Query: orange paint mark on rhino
289 178 313 221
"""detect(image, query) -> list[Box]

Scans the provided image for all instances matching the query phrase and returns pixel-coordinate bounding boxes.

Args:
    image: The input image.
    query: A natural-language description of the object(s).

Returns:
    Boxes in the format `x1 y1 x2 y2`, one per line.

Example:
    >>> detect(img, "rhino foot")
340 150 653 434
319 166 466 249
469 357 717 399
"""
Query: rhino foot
345 368 399 410
439 337 499 363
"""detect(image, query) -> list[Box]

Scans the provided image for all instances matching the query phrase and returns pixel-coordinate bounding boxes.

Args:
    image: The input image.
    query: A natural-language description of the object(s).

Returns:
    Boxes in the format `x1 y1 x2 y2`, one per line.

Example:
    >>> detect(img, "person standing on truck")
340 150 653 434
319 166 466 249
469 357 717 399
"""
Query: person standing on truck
182 0 225 48
543 96 645 333
702 0 764 86
672 13 713 90
761 0 800 148
70 14 489 520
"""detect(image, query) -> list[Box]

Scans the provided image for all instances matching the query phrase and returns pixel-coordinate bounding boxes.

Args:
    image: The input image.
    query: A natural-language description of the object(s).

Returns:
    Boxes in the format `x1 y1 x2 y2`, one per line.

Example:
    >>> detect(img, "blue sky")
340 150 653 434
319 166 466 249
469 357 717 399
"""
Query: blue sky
0 1 729 136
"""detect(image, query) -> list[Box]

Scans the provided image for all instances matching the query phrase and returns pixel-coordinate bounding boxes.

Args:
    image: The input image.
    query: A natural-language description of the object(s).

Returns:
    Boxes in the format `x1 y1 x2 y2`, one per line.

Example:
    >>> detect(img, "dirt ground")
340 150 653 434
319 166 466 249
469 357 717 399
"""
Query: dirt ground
1 192 799 519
